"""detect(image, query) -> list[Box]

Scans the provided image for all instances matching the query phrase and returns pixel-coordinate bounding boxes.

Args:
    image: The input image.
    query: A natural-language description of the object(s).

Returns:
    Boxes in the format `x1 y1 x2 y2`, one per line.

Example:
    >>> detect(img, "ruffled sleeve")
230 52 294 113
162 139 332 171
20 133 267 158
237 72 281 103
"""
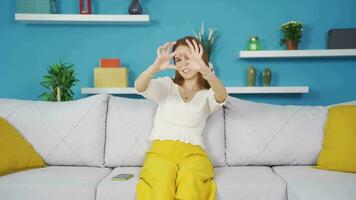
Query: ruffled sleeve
138 77 171 102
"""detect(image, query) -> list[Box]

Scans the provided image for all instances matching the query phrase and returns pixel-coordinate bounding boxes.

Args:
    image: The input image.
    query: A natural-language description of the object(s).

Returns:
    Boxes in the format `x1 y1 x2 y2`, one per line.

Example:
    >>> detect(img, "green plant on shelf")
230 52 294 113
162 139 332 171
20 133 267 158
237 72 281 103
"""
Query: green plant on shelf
193 21 218 61
280 21 303 50
39 61 79 102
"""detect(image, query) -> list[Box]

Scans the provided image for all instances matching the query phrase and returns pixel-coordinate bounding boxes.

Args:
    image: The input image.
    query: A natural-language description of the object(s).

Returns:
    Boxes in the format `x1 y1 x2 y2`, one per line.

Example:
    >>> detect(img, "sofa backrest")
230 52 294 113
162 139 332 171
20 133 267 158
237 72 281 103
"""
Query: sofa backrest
104 95 226 167
0 94 108 167
224 96 328 166
3 93 353 168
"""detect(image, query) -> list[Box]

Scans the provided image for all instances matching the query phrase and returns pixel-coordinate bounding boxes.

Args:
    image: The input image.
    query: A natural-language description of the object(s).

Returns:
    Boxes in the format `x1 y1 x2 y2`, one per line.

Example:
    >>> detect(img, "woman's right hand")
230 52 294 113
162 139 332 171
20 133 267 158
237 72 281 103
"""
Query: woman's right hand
151 41 177 72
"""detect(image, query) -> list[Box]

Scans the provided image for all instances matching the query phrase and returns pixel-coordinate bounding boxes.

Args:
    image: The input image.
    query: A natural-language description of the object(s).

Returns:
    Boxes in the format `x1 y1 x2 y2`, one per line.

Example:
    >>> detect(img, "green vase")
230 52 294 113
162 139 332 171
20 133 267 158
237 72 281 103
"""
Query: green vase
247 36 261 51
262 67 272 86
247 66 256 86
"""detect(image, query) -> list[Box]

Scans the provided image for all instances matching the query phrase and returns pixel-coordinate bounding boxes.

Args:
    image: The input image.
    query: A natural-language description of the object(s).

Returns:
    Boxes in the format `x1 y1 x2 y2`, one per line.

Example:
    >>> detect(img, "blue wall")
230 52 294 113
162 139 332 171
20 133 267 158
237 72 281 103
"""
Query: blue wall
0 0 355 105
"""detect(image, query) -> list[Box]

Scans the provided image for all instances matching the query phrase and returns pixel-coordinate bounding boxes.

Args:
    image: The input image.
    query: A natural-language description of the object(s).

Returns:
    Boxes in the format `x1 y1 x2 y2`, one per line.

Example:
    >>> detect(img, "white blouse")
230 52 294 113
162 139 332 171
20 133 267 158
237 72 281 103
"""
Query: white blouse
138 76 227 149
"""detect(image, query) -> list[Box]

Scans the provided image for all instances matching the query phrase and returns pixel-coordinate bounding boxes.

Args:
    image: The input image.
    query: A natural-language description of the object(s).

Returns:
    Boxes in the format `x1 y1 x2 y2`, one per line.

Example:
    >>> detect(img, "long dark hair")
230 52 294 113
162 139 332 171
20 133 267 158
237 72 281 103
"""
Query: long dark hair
171 36 211 90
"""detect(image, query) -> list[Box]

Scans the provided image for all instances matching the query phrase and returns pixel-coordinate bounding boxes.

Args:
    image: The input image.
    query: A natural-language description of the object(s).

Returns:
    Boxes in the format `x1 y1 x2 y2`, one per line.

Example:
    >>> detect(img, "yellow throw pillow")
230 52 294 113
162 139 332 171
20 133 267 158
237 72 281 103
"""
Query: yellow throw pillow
0 117 46 176
315 105 356 173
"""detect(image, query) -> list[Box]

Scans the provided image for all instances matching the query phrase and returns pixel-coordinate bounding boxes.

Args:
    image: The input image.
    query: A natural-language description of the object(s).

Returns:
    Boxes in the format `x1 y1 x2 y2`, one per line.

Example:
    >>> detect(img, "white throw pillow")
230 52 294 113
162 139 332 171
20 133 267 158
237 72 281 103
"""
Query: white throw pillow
225 96 328 166
104 95 226 167
0 94 108 167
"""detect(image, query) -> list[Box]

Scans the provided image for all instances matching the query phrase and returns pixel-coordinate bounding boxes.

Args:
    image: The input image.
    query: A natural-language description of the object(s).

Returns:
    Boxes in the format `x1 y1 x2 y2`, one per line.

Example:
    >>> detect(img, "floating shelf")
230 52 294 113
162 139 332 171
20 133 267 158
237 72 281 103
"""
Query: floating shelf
239 49 356 58
82 87 137 94
15 13 150 24
81 86 309 94
226 86 309 94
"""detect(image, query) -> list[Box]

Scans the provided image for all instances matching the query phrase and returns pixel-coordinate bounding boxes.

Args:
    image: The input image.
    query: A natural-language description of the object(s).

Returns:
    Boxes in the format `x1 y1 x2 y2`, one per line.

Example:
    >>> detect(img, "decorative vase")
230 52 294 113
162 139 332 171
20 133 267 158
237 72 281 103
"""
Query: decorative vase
129 0 143 15
79 0 92 14
286 40 298 50
247 66 256 86
262 68 272 86
247 36 261 51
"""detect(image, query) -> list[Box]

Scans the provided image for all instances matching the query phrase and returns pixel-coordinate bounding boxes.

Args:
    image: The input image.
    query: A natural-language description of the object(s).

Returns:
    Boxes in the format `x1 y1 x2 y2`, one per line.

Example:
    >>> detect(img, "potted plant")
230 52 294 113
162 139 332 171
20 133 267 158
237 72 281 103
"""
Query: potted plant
39 61 79 102
280 21 303 50
193 21 218 67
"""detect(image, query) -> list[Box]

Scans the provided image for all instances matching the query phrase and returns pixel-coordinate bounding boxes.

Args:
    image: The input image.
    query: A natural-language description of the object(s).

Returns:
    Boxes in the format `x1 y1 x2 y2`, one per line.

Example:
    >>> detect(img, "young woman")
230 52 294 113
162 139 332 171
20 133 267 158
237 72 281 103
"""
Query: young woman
135 36 228 200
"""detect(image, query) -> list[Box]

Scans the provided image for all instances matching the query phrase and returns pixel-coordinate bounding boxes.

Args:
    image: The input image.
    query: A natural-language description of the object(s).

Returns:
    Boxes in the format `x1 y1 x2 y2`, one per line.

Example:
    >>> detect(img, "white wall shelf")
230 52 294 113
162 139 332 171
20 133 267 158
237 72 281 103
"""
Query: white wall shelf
82 87 137 94
15 13 150 24
239 49 356 58
81 86 309 95
226 86 309 94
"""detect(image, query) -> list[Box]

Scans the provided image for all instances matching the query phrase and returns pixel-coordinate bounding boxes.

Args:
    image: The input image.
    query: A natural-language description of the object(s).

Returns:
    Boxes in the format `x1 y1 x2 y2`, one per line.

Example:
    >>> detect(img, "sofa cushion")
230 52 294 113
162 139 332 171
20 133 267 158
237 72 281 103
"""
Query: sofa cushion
273 166 356 200
316 105 356 173
0 166 112 200
215 166 287 200
104 95 226 167
0 94 108 167
225 96 327 166
97 166 286 200
0 117 46 176
96 167 141 200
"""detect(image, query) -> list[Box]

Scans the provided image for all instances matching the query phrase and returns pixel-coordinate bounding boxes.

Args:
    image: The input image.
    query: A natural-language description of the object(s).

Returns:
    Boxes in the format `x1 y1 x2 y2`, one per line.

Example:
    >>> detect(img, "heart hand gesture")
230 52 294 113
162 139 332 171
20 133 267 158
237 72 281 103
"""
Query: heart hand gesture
181 39 209 73
151 42 177 72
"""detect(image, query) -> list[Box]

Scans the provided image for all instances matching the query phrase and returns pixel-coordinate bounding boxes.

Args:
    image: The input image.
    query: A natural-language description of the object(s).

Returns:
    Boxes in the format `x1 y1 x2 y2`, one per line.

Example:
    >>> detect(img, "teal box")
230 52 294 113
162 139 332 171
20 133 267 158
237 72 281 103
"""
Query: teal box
16 0 57 14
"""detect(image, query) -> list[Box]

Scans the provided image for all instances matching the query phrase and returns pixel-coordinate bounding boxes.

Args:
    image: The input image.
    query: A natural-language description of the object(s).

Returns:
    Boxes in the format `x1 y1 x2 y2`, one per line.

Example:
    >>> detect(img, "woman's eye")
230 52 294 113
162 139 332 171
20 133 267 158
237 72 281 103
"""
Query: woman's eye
175 58 181 62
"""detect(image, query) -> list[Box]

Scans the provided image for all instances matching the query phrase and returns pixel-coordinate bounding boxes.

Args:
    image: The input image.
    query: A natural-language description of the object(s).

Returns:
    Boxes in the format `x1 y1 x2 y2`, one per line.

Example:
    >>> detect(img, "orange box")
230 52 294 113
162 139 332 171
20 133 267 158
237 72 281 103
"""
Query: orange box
100 58 121 68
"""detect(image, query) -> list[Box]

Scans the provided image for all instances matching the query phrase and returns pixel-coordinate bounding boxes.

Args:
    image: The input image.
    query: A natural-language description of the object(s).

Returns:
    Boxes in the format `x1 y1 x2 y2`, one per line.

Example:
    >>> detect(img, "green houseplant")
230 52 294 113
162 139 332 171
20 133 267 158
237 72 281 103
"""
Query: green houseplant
39 61 79 102
280 21 303 50
193 21 218 63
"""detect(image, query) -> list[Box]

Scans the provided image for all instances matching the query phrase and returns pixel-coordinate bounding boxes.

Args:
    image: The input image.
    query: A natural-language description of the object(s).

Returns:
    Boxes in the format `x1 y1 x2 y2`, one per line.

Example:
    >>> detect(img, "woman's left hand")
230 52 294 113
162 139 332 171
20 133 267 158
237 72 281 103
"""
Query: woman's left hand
182 39 210 73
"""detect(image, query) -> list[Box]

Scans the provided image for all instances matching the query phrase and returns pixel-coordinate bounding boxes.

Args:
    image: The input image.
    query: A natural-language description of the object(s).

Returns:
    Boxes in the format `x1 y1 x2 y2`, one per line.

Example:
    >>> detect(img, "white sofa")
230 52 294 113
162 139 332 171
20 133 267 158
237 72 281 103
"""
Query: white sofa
0 94 355 200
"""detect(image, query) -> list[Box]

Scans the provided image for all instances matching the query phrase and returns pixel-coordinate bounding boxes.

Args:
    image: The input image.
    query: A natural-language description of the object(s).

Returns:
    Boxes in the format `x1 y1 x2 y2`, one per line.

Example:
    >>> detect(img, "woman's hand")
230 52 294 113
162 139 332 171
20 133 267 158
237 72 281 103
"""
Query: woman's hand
181 39 210 73
151 42 177 72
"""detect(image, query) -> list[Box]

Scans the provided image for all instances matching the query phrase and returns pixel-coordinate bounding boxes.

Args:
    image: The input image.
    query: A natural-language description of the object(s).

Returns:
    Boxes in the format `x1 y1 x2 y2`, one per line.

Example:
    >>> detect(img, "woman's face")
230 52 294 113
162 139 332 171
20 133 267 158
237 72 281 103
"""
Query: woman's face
174 45 199 80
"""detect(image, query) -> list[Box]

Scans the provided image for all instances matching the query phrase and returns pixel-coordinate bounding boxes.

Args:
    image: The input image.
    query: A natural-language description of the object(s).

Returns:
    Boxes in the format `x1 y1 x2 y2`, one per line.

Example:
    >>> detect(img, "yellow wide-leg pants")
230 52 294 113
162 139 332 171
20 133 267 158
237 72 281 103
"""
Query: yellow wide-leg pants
136 140 216 200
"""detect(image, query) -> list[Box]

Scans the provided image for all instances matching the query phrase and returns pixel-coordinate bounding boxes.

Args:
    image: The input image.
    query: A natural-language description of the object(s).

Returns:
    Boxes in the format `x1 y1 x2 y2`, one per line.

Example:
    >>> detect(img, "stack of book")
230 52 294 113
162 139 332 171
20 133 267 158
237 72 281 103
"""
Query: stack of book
16 0 57 14
94 58 129 88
